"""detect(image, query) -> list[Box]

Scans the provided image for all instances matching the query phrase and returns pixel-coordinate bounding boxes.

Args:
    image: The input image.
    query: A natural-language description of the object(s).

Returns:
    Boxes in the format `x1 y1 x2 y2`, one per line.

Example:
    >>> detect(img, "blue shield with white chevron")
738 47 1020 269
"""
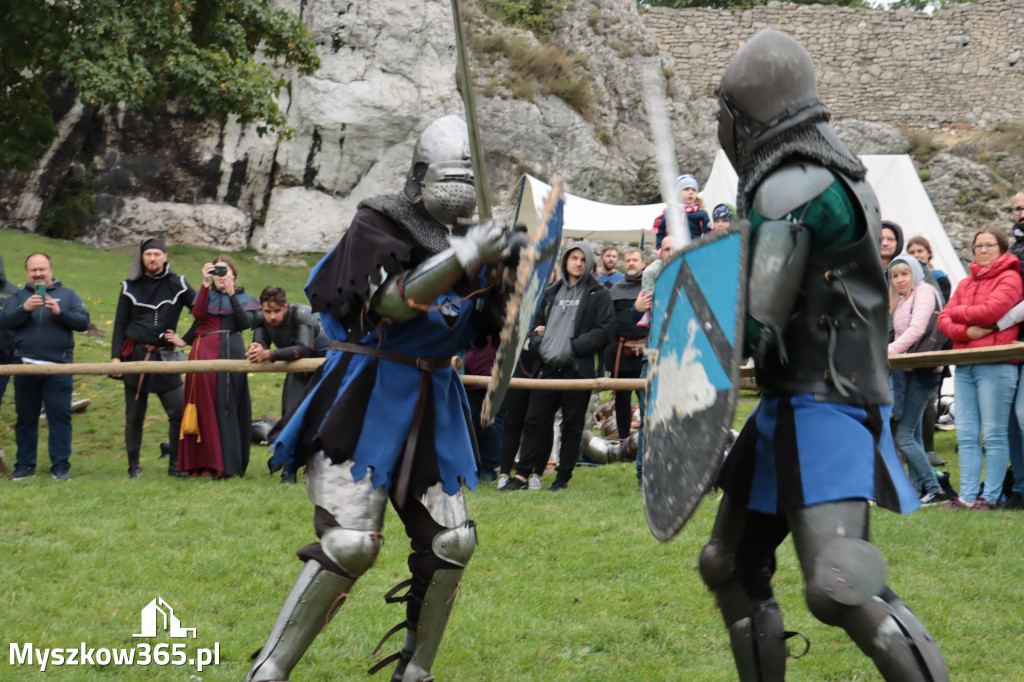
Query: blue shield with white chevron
643 223 748 542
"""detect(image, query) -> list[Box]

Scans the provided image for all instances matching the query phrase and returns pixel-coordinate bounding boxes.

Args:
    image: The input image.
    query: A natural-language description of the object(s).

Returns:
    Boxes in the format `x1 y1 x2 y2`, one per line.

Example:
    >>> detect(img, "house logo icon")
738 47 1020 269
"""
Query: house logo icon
133 597 197 638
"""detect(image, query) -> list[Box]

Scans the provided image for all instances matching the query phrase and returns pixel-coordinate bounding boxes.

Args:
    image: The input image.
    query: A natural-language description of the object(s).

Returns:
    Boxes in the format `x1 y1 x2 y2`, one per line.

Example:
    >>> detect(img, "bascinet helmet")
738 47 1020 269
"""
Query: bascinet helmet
716 29 830 168
403 115 476 227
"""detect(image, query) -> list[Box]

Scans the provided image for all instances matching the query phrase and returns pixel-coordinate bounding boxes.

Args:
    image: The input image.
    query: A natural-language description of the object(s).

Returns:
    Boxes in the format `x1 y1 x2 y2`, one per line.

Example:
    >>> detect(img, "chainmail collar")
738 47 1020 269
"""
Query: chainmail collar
735 122 866 217
359 193 452 256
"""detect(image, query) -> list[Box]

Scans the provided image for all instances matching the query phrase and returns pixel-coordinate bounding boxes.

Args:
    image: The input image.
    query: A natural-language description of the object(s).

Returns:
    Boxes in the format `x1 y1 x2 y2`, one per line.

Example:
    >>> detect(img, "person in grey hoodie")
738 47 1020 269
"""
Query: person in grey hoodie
501 241 614 491
1 253 90 480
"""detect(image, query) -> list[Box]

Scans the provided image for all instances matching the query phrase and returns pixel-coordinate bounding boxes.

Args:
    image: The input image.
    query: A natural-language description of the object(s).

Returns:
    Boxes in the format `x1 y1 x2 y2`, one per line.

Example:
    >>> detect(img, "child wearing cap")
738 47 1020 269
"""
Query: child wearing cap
712 203 733 231
652 174 710 248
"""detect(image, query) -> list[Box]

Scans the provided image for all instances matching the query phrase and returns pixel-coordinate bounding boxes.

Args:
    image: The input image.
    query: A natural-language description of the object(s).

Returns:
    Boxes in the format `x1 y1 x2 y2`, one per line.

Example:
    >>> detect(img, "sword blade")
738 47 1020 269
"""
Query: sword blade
450 0 492 222
643 67 690 247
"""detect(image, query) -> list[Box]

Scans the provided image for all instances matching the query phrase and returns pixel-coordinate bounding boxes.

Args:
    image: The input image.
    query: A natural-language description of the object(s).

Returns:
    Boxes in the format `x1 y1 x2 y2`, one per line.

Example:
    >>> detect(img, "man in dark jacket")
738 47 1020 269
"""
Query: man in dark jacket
0 253 19 469
111 238 196 478
503 241 614 491
604 247 646 439
1 253 90 480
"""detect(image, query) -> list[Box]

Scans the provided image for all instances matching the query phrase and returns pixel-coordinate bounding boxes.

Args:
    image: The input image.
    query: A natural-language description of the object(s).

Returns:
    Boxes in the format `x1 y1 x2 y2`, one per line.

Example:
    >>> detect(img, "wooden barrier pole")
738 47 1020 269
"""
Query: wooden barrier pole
3 342 1024 393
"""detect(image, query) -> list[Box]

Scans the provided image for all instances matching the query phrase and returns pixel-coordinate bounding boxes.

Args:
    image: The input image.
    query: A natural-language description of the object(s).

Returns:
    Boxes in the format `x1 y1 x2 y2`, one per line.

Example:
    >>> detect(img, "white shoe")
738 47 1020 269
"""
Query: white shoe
528 474 542 490
497 474 509 490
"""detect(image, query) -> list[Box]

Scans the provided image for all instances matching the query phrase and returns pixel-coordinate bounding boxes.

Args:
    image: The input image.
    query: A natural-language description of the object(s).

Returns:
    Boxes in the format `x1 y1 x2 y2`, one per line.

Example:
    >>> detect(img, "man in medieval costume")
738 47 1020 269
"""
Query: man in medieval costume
698 29 949 681
110 238 195 478
245 115 510 682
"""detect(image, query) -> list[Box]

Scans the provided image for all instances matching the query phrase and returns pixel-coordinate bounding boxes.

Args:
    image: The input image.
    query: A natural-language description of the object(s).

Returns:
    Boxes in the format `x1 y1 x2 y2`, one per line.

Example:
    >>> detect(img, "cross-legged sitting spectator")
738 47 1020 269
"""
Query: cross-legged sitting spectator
937 227 1022 510
1 253 90 481
502 241 614 492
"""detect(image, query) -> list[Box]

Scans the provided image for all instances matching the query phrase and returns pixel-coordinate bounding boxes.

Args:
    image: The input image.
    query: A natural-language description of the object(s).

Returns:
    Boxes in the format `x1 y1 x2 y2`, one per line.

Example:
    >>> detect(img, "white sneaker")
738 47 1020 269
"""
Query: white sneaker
497 474 509 490
919 491 939 506
528 474 542 490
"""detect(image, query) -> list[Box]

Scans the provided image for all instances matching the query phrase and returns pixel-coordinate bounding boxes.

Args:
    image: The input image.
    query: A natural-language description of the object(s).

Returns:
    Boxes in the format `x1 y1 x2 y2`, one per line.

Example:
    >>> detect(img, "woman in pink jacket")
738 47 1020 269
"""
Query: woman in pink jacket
888 255 954 504
937 227 1023 510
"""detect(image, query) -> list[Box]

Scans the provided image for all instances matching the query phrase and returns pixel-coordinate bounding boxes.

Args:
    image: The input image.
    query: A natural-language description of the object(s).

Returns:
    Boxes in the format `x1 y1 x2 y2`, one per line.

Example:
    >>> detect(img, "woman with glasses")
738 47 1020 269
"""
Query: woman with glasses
938 227 1023 510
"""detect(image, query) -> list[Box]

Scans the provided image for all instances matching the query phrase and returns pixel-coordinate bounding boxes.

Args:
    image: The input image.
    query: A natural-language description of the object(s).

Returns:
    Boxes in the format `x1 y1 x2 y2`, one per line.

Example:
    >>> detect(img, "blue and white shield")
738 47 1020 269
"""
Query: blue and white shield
481 179 564 427
643 223 748 542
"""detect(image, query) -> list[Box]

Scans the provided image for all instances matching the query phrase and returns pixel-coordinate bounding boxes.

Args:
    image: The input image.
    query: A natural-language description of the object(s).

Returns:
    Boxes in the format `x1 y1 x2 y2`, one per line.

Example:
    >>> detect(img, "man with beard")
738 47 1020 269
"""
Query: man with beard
604 248 646 440
697 29 948 680
501 241 614 492
111 238 196 478
245 115 512 682
2 253 90 481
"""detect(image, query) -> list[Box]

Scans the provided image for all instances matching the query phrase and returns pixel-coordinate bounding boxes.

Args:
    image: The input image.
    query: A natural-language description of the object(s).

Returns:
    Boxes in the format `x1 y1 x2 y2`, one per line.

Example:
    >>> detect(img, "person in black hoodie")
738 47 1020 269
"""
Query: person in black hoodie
1 253 90 480
503 241 614 491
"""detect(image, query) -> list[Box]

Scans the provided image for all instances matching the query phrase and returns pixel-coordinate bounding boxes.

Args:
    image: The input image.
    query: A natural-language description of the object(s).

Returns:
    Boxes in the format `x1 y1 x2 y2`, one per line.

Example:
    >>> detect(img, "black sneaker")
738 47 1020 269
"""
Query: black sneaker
1001 491 1024 510
51 471 71 481
548 479 569 492
7 469 34 481
501 477 528 491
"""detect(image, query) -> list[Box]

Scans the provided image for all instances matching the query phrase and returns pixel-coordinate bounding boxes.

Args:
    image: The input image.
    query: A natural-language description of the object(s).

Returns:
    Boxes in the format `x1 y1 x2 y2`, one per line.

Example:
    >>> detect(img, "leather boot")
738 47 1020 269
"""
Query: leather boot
127 452 142 479
167 441 187 477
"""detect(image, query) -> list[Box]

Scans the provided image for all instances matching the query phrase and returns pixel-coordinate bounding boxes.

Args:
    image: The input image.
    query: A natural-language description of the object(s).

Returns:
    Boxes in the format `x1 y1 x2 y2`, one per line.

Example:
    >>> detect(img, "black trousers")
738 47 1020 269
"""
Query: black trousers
515 368 591 481
124 385 183 457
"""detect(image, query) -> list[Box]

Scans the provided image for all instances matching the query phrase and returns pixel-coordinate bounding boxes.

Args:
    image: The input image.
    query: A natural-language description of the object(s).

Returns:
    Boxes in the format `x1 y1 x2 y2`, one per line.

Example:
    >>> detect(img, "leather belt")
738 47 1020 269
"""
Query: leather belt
328 341 453 507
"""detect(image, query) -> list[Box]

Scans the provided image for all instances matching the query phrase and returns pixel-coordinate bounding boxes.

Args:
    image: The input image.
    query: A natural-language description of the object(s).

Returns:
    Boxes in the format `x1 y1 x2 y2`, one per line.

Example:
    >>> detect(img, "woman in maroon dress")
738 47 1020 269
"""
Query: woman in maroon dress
178 256 261 477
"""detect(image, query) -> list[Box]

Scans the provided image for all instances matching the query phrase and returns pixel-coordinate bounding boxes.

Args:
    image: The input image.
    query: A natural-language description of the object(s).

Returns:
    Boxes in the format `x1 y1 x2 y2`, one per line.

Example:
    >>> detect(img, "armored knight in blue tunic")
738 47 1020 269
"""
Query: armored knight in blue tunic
698 30 949 681
246 116 509 682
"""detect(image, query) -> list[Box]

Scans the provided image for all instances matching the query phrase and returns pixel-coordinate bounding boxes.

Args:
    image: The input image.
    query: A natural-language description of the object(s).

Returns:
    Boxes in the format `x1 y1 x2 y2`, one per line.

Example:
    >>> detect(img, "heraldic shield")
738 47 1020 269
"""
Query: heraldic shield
643 223 748 542
481 178 565 427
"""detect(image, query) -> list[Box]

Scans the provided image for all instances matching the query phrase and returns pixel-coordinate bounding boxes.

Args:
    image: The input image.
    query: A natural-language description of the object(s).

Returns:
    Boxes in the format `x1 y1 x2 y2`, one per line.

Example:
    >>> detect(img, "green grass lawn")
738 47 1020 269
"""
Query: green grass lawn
2 229 1023 680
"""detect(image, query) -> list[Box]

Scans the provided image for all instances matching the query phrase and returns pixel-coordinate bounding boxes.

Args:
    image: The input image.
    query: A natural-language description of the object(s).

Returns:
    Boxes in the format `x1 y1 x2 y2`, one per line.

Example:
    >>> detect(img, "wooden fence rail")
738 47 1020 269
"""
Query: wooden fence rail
2 343 1023 392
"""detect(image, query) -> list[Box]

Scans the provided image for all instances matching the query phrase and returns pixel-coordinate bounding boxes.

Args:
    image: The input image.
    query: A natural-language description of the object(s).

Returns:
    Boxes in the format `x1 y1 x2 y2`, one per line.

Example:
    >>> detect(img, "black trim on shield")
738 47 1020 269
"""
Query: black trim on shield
660 258 734 376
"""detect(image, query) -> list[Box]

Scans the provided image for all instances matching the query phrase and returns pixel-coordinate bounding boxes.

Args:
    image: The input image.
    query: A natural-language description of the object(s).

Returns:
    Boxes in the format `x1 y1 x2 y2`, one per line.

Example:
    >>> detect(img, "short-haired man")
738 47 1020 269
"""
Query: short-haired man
1 253 90 480
596 245 624 289
604 248 646 440
503 241 614 491
111 238 196 478
247 286 329 482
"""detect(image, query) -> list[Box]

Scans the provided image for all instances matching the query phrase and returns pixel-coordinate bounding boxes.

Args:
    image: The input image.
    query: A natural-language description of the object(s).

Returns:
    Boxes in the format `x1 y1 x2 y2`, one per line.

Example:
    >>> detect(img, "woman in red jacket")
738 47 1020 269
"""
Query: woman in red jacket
937 227 1023 510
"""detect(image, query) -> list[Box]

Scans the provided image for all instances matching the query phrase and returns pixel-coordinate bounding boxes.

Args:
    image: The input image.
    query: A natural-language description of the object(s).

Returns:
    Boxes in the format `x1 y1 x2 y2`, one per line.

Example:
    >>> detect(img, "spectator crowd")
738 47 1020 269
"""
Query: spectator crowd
4 182 1024 513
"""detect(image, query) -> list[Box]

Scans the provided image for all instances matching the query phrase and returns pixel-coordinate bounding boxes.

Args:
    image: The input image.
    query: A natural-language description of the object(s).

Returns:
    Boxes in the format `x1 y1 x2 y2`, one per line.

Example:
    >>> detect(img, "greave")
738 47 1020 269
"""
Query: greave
396 568 464 682
244 561 354 682
841 593 949 682
727 599 787 682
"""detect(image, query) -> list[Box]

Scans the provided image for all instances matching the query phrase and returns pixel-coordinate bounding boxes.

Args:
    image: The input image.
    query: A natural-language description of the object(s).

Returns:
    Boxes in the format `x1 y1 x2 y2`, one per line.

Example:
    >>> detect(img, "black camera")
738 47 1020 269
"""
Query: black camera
212 265 228 277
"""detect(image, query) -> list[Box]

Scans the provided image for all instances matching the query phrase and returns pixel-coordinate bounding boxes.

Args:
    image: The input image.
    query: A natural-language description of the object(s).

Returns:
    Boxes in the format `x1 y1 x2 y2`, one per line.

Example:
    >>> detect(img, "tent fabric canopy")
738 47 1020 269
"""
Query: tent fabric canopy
514 152 966 290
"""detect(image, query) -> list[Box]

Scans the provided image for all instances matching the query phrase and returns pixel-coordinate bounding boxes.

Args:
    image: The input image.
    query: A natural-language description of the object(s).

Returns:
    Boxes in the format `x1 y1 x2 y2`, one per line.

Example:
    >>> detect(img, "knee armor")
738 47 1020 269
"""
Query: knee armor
322 527 383 579
804 537 887 625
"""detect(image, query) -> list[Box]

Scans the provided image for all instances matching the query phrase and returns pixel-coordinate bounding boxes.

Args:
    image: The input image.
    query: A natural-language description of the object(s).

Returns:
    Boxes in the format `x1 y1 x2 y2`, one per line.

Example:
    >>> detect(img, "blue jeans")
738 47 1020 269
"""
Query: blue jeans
891 370 943 495
13 373 73 475
954 363 1017 504
1009 364 1024 496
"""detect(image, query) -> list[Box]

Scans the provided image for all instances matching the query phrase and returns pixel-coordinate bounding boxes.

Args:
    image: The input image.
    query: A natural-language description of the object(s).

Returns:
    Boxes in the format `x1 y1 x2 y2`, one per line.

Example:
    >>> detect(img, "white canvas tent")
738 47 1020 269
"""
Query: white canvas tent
514 152 966 289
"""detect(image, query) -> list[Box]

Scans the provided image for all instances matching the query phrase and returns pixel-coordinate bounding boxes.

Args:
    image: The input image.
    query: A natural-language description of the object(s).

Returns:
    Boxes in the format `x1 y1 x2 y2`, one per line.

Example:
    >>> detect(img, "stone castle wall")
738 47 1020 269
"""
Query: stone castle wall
643 0 1024 130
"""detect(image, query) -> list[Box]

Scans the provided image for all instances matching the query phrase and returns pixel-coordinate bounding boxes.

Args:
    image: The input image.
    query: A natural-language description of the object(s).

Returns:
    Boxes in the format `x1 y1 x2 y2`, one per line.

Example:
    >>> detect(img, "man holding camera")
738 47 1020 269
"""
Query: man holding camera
0 253 90 481
111 238 196 478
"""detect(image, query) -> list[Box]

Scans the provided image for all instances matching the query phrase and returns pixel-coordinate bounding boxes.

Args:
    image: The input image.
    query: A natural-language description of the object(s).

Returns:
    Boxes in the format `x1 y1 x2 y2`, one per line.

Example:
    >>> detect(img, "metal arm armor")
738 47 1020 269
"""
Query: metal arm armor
747 219 811 364
370 221 506 321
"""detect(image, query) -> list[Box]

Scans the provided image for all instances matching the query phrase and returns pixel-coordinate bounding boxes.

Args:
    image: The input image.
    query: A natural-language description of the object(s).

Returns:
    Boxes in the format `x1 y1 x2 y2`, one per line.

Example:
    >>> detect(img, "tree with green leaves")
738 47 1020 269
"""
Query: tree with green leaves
0 0 320 172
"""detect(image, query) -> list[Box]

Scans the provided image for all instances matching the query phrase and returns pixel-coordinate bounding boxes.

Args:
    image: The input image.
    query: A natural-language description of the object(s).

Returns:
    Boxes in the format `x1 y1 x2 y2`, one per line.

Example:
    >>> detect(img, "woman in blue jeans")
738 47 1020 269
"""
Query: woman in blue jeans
888 255 952 504
938 228 1023 510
